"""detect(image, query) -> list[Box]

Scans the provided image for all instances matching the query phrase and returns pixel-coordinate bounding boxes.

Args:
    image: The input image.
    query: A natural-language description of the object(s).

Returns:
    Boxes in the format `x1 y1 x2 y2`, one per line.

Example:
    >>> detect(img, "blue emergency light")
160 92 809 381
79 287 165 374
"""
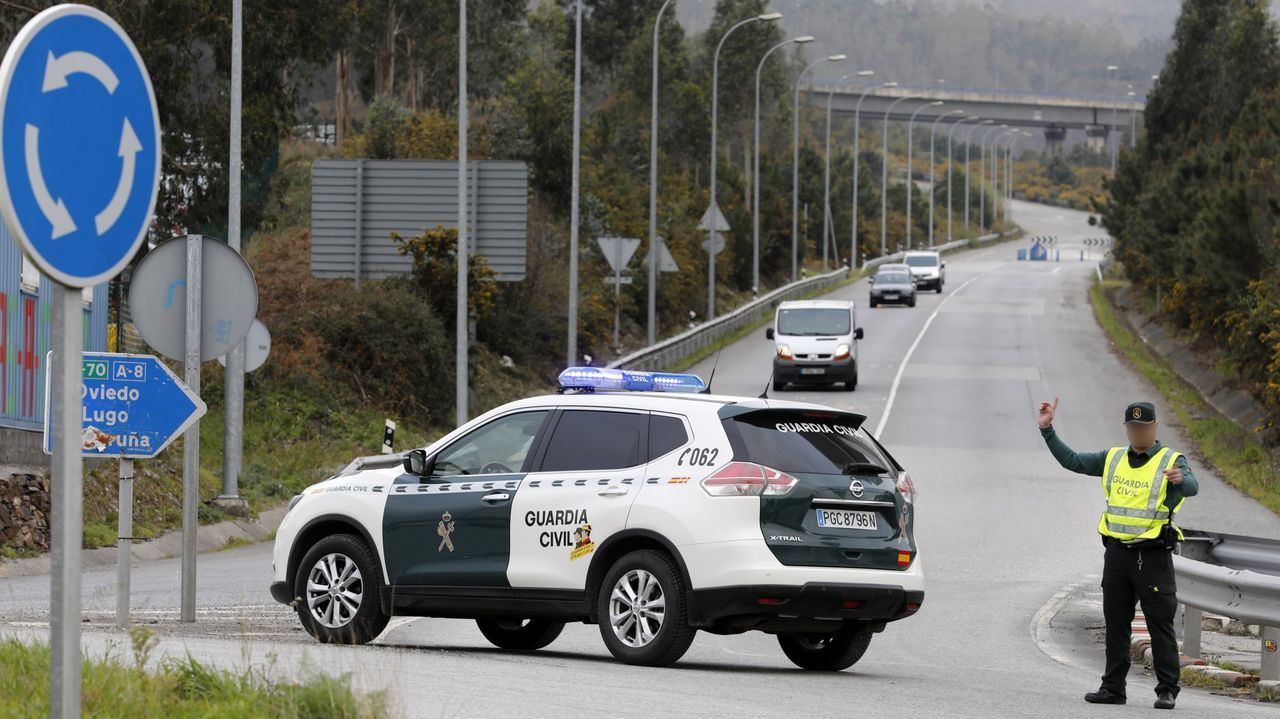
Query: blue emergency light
558 366 706 393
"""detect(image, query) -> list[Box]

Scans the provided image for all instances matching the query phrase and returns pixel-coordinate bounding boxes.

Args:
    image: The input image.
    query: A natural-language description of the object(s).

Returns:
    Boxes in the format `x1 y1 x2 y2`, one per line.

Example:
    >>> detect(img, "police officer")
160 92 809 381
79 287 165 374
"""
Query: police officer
1037 398 1198 710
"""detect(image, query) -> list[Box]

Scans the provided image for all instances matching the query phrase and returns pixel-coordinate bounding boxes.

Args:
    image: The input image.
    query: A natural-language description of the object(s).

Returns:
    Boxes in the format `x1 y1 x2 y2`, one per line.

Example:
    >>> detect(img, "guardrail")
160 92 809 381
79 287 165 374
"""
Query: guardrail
1176 529 1280 680
608 233 1003 373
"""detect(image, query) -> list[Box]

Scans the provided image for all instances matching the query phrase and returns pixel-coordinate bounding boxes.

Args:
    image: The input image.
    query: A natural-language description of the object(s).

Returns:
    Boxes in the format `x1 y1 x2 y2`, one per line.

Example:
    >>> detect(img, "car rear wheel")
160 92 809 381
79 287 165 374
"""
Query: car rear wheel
294 534 389 645
777 625 874 671
597 550 695 667
476 618 565 651
869 299 877 308
908 296 917 307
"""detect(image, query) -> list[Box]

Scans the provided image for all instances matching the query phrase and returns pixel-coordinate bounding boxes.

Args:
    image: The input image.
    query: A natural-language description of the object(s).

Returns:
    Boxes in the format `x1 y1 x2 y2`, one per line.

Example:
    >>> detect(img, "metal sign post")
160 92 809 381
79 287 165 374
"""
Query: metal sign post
181 234 202 622
1 6 161 714
597 237 640 350
115 458 133 628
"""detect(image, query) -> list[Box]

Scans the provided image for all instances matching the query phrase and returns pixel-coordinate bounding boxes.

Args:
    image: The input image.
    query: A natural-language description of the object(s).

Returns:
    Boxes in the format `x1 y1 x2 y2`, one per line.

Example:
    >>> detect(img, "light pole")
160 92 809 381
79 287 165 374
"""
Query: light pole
1107 64 1119 174
850 79 891 269
821 72 851 272
568 0 582 368
754 35 813 296
905 100 943 249
880 94 918 255
1127 88 1137 149
978 124 1007 233
709 12 781 320
946 116 980 243
646 0 673 346
1005 133 1027 224
991 130 1015 227
458 0 470 418
962 120 992 234
790 54 847 281
928 110 963 247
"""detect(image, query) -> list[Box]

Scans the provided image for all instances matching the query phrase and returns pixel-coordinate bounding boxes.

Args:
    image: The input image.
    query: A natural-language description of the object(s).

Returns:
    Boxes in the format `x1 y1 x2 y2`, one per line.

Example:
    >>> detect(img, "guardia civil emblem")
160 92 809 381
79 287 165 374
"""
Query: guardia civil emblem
437 511 456 552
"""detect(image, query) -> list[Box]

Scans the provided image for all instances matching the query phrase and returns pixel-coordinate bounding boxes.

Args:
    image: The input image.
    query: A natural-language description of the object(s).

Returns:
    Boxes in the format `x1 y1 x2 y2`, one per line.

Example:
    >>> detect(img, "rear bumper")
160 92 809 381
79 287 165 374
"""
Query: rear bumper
688 582 924 628
870 291 915 304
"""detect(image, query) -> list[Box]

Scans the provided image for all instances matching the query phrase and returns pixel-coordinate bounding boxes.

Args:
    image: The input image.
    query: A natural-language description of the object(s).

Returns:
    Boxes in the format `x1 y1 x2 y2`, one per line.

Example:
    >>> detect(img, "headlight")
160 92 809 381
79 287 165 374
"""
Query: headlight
286 494 303 514
777 344 793 360
833 343 851 360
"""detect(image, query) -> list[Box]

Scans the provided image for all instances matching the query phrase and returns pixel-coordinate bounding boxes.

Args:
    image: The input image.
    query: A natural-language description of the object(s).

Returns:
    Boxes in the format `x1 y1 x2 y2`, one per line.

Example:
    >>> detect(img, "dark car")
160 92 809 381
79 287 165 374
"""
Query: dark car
870 269 917 308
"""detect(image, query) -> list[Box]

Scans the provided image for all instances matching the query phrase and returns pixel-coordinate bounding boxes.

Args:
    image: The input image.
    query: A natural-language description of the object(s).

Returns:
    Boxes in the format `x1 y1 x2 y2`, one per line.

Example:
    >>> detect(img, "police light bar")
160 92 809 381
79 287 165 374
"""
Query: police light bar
558 366 706 393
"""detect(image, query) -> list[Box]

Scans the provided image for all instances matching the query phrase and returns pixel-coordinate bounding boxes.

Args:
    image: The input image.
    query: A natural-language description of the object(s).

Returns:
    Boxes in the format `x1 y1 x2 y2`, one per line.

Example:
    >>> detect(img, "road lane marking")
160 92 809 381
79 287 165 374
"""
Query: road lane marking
1052 266 1063 275
873 274 982 437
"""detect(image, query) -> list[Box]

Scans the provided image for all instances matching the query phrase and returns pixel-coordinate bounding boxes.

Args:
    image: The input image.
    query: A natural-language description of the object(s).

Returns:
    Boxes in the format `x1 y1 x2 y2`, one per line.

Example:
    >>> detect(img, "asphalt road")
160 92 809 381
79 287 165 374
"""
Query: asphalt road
3 200 1280 718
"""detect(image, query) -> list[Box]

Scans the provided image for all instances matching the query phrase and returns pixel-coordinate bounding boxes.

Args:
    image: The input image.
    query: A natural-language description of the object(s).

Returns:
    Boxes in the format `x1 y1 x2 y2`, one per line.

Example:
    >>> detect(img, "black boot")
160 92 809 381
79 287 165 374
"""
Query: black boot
1084 688 1126 704
1154 691 1176 710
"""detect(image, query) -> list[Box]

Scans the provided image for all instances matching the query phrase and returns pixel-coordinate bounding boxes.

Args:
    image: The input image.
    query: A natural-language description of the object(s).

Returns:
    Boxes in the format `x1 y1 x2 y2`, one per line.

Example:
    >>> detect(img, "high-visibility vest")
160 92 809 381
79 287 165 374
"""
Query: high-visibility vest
1097 446 1184 543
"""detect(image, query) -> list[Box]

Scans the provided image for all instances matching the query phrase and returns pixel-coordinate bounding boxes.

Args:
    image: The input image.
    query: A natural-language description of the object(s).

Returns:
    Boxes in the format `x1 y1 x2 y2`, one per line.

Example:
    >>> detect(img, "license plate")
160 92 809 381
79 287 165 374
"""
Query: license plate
884 294 898 300
815 508 878 530
800 367 825 375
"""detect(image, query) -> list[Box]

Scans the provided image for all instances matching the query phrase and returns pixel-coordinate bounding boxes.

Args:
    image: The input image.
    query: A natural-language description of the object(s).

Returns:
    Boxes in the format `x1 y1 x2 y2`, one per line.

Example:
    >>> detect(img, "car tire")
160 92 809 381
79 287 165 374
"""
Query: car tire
294 533 389 645
773 379 785 392
777 624 874 671
476 618 565 651
844 365 857 391
869 299 877 308
596 549 695 667
908 296 916 307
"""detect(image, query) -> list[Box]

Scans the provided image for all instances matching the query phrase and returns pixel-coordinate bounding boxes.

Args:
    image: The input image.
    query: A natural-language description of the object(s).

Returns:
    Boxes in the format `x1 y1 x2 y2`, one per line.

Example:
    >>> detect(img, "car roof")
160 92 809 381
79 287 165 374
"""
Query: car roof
492 390 851 415
777 299 853 310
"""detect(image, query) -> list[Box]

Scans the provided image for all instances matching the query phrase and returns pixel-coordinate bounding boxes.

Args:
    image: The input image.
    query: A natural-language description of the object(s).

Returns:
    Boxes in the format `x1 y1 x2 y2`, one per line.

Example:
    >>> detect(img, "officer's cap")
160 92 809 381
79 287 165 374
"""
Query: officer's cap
1124 401 1156 425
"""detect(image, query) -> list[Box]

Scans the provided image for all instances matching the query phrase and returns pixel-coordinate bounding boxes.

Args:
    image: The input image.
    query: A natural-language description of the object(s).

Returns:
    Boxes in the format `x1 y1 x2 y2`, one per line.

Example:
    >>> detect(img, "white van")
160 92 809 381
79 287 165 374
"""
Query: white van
765 300 863 392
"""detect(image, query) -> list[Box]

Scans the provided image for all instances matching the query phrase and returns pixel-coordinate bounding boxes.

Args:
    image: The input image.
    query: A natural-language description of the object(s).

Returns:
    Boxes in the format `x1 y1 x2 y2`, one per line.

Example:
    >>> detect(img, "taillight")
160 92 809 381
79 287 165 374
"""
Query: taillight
896 472 916 503
776 344 793 360
702 461 798 497
833 343 850 361
897 551 914 568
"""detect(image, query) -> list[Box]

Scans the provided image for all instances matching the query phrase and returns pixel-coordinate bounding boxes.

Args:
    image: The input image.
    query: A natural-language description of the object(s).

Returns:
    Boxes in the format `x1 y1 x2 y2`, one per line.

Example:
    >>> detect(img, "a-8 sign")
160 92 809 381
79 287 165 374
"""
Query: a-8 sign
43 351 205 458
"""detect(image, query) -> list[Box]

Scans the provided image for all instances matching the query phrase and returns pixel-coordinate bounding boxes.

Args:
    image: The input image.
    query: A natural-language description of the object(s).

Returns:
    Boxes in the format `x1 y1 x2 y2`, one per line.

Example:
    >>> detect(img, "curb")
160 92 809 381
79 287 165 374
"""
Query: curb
0 505 288 578
1128 611 1264 693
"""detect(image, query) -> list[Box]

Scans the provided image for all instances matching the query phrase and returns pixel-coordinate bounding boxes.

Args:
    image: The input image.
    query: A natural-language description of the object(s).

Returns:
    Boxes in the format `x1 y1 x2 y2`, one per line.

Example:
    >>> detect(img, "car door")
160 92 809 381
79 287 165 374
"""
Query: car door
507 407 649 590
383 409 552 589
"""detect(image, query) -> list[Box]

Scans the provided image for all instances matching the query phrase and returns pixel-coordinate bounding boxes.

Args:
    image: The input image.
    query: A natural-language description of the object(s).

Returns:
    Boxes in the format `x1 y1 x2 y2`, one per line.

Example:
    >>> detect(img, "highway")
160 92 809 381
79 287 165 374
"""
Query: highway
2 200 1279 717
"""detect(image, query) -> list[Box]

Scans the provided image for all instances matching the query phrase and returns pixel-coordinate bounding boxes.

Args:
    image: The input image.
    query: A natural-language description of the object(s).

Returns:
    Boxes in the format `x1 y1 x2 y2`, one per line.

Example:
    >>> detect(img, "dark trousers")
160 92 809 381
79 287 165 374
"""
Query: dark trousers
1101 539 1180 697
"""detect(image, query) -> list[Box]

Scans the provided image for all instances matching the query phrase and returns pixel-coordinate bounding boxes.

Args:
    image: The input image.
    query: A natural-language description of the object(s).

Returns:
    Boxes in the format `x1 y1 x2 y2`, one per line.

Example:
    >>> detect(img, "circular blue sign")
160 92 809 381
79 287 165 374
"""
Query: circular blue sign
0 4 160 288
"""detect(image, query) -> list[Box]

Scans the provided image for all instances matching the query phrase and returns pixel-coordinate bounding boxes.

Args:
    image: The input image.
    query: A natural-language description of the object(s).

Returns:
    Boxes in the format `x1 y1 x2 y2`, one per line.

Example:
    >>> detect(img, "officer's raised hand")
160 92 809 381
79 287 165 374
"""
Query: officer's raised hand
1037 397 1059 429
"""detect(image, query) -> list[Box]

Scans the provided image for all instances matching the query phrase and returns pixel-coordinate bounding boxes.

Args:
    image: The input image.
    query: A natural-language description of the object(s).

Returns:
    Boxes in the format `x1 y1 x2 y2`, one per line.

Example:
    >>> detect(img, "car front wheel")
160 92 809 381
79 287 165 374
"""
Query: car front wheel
476 618 565 651
597 550 695 667
294 534 389 645
778 625 874 671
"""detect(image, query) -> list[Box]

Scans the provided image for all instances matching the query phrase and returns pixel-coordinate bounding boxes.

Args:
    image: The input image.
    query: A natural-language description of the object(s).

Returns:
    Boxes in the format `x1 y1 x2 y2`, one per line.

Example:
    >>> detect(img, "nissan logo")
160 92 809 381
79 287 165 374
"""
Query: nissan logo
849 480 864 497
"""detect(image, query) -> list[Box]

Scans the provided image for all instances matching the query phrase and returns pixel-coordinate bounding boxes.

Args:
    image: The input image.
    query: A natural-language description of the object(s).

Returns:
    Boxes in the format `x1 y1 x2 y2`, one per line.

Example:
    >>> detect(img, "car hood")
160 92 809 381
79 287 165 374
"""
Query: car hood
907 265 939 276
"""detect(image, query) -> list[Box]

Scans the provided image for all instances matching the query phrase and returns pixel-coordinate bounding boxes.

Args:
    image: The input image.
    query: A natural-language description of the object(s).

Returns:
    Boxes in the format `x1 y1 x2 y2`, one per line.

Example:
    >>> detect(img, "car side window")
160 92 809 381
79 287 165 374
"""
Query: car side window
432 410 549 477
649 414 689 459
540 410 646 472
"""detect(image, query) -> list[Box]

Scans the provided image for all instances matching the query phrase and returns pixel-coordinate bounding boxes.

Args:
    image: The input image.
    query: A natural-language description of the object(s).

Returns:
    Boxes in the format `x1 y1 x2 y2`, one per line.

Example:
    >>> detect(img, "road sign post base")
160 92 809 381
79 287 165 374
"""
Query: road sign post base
211 495 249 517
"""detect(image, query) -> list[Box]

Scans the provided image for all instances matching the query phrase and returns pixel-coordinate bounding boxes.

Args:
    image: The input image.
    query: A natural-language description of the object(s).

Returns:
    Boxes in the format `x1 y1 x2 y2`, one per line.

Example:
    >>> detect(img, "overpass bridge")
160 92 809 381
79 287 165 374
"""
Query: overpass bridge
804 83 1146 152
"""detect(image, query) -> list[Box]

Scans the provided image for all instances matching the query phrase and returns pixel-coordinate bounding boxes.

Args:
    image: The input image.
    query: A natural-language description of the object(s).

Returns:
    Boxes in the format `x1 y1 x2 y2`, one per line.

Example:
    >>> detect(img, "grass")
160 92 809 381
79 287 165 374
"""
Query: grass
217 536 256 552
1180 667 1232 690
0 633 389 718
1088 279 1280 516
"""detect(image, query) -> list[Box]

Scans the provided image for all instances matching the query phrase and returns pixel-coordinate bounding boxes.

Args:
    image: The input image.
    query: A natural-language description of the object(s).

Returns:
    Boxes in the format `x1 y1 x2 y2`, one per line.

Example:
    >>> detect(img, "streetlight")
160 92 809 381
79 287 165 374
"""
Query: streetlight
824 71 865 268
754 35 814 296
962 119 992 234
928 110 964 247
646 0 674 346
850 78 890 269
1005 133 1029 224
1127 88 1138 148
946 116 981 242
978 124 1007 233
880 94 918 255
1107 64 1119 173
790 55 848 281
568 0 582 368
991 130 1015 226
708 11 782 320
905 100 944 249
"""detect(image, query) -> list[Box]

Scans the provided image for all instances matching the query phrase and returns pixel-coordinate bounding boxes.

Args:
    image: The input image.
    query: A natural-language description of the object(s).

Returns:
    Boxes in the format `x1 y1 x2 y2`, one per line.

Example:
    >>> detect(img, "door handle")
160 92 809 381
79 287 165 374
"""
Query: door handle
480 492 511 503
597 486 628 497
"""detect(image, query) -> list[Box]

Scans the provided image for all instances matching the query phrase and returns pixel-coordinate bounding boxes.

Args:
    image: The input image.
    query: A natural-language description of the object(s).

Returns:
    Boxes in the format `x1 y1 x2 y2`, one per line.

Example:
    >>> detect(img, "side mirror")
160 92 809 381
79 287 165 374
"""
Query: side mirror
854 327 864 340
765 327 775 340
404 448 429 476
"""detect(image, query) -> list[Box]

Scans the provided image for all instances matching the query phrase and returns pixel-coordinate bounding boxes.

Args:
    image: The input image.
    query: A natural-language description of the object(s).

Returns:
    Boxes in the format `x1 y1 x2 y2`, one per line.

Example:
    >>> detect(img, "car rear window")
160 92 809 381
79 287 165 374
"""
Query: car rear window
720 411 882 475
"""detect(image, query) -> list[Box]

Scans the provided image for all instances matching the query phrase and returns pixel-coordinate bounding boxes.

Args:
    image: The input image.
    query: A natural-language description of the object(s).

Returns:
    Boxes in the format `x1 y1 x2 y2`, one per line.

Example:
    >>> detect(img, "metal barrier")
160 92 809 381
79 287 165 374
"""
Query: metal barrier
1177 529 1280 680
608 233 1001 373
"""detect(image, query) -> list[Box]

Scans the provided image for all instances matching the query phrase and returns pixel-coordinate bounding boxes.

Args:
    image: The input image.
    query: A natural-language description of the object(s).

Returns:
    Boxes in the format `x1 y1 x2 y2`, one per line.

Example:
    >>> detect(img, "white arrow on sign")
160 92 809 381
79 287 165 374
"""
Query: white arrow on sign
94 119 141 234
23 124 75 238
42 50 118 94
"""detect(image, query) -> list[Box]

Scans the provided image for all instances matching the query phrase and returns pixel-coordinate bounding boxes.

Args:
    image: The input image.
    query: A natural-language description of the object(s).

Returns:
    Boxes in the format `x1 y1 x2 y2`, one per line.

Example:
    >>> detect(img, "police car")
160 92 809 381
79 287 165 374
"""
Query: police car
270 367 923 670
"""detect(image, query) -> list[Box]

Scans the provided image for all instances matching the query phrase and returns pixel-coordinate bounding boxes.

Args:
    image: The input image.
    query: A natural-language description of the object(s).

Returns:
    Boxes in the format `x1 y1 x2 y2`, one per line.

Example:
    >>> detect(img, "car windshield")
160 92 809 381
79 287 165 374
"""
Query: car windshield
776 308 851 336
876 273 910 284
905 255 938 267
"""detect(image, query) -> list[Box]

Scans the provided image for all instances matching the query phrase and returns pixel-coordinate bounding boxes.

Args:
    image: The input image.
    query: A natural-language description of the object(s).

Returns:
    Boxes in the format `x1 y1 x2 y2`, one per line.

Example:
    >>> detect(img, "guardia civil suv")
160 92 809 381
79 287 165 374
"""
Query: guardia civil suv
270 367 923 670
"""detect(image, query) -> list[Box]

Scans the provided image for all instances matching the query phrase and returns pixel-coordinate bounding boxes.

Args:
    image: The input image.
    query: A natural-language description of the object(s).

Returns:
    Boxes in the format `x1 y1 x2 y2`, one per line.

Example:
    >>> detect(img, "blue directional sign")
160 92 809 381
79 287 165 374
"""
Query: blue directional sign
43 351 206 459
0 4 161 288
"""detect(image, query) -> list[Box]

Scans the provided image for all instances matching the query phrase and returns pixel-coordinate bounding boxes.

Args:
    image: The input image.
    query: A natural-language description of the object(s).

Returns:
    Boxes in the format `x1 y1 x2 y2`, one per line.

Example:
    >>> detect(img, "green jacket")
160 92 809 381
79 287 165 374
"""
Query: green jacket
1040 425 1198 513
